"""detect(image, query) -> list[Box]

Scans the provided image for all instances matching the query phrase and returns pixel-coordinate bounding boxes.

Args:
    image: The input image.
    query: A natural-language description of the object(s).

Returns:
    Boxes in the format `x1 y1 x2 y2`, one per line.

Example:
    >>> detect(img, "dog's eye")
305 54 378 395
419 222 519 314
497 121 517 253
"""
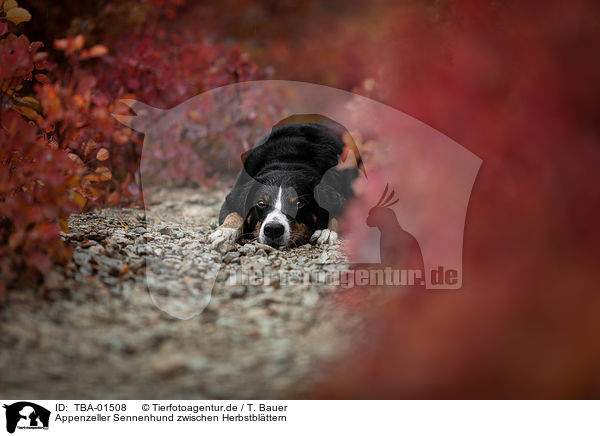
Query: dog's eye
257 200 267 208
296 199 305 208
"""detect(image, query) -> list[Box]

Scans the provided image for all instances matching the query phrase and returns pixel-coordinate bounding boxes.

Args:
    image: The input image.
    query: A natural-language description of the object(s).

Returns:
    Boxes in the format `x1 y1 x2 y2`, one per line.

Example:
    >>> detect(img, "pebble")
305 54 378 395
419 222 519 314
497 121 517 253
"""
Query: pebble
302 291 320 307
252 243 276 253
223 251 241 264
217 240 237 254
238 244 256 256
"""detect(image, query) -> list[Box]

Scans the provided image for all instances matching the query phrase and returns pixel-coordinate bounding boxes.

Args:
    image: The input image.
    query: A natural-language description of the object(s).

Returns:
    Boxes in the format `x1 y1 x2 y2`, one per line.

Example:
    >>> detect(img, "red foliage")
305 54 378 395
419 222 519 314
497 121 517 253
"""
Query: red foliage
0 111 81 287
0 6 80 291
0 0 267 290
310 0 600 398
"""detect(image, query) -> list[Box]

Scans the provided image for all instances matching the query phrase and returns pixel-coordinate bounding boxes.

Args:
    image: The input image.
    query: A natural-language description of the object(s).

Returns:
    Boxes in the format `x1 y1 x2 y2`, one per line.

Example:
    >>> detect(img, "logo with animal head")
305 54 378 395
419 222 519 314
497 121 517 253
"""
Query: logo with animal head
3 402 50 434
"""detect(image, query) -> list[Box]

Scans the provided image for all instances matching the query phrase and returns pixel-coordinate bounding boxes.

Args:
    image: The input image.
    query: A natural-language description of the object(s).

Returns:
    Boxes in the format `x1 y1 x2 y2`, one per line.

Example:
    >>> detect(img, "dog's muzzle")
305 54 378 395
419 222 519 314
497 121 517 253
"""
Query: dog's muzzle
262 222 286 247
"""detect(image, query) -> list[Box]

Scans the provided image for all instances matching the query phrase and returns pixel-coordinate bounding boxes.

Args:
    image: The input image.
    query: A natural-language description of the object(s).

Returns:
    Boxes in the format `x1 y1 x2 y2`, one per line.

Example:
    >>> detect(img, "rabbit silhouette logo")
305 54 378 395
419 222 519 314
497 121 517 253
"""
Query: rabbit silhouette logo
366 184 424 272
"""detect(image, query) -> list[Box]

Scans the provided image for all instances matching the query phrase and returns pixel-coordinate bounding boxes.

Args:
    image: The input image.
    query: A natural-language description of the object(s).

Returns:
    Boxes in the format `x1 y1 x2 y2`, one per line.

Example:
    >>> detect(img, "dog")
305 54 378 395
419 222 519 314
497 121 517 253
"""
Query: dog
209 115 363 248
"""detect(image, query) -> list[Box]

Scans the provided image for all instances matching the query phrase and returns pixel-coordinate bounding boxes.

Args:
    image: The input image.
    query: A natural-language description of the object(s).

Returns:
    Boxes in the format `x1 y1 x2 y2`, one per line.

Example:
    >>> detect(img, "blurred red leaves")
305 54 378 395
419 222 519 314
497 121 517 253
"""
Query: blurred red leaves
303 0 600 398
1 0 266 289
0 111 81 284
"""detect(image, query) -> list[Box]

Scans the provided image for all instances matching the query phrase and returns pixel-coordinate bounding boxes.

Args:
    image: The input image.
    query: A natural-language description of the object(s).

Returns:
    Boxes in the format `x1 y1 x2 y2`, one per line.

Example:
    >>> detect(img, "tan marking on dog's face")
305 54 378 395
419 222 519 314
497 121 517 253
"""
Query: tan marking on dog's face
263 194 270 202
252 220 262 239
289 196 297 204
221 212 243 230
289 221 312 245
312 214 317 224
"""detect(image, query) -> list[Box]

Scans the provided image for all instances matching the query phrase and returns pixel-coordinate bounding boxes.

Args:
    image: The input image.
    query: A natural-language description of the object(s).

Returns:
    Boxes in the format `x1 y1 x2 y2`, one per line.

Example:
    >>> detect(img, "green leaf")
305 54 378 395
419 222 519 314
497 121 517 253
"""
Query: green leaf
6 7 31 24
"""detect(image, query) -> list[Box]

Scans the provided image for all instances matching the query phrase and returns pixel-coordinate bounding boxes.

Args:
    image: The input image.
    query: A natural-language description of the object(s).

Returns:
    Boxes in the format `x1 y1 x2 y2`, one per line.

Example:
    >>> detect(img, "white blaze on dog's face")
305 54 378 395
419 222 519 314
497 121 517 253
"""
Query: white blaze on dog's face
259 187 292 246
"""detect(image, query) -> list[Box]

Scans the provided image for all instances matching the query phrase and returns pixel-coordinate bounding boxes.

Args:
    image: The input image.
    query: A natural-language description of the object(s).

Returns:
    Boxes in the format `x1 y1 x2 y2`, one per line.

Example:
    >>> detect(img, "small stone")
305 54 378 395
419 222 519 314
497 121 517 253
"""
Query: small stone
158 226 172 235
98 255 123 276
223 251 241 264
230 286 247 298
87 232 101 241
151 356 187 377
252 243 276 253
217 240 236 254
255 249 267 257
88 244 105 256
67 232 85 241
238 244 256 256
136 245 151 255
44 270 65 291
316 252 330 264
104 335 126 351
102 276 120 286
302 291 319 306
73 251 91 266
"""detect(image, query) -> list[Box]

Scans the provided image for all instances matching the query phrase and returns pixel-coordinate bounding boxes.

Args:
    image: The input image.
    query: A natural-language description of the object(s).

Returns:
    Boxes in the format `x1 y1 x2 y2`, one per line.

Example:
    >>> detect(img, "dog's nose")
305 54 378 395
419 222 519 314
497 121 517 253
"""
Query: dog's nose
264 222 285 239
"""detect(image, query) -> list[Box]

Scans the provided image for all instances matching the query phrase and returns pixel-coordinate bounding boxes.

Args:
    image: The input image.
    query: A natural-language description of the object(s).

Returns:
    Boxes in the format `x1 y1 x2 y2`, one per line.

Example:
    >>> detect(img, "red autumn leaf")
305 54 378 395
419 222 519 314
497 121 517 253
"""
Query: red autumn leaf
95 166 112 181
107 190 120 204
35 73 51 84
81 44 108 59
96 148 109 161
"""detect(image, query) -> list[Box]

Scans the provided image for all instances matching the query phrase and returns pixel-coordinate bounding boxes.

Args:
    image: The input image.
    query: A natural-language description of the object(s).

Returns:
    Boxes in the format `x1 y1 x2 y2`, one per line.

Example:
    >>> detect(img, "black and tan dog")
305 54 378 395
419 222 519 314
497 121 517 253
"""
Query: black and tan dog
209 115 364 248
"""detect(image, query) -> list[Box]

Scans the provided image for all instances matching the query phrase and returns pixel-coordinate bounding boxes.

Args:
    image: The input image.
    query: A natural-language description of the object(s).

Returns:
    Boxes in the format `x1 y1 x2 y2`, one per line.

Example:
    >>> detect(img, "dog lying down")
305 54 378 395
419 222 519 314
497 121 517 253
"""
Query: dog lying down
209 115 363 249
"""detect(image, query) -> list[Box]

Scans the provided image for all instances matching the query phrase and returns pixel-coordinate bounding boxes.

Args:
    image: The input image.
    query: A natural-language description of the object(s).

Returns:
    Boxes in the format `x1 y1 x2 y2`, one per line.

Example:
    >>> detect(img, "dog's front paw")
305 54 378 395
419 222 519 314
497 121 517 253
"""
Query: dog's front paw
310 229 339 245
209 227 240 248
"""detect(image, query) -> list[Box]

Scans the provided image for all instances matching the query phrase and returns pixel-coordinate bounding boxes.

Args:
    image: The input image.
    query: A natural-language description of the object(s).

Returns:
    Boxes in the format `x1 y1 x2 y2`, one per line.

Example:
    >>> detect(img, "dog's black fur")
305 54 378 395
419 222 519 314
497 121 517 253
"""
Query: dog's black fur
217 118 360 247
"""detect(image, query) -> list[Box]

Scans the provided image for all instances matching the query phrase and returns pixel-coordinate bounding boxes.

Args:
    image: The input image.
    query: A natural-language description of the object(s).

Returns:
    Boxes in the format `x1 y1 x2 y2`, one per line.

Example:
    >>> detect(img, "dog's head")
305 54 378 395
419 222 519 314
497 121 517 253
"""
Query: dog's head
240 170 325 247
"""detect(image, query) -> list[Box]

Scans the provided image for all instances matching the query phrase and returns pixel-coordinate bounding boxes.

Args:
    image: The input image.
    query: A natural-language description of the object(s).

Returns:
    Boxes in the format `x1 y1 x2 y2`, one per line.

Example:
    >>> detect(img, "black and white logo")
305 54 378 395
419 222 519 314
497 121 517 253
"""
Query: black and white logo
3 402 50 434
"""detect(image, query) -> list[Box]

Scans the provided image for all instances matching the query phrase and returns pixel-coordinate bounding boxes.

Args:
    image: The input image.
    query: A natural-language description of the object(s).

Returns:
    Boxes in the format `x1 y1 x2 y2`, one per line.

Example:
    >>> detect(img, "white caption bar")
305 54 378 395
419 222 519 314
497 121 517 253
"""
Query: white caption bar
0 400 598 436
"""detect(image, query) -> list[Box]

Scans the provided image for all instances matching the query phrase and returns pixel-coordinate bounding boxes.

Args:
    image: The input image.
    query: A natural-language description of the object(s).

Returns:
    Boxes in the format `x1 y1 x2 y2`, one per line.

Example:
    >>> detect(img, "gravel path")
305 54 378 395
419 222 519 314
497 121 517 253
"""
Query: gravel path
0 187 368 398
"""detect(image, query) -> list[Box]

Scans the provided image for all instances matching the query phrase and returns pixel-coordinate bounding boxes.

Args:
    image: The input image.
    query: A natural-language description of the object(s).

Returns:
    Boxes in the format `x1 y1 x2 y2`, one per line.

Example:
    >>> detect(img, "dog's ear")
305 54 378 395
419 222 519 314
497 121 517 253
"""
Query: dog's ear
220 169 259 224
226 180 256 216
314 182 345 221
240 149 251 164
240 179 262 218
